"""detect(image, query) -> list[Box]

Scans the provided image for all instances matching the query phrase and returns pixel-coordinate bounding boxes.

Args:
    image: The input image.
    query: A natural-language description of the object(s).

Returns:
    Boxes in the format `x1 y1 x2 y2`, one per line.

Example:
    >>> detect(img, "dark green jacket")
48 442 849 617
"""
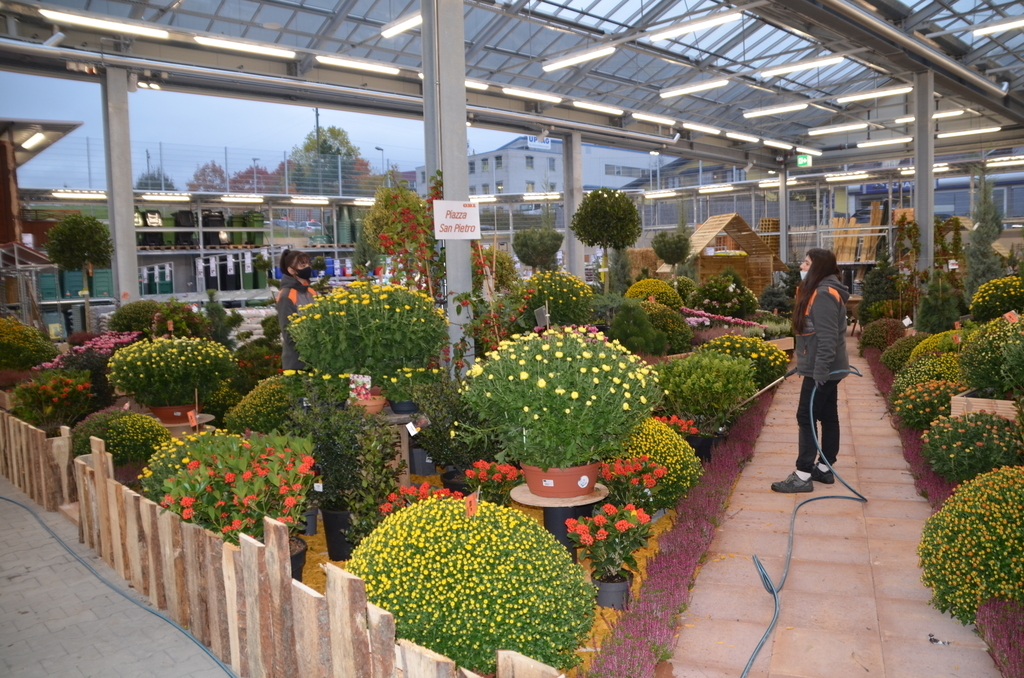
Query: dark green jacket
795 275 850 382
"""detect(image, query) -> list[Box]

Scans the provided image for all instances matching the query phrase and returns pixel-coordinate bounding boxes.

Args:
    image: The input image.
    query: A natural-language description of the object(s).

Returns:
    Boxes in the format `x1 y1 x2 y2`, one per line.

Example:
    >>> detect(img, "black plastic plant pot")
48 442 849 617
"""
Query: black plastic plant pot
320 508 354 562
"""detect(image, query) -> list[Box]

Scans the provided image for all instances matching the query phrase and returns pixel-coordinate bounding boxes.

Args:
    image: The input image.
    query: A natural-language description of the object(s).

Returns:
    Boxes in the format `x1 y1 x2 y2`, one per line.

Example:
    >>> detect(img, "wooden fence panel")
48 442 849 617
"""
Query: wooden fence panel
140 497 166 609
0 413 8 479
397 639 456 678
108 478 127 580
240 533 275 678
326 563 372 678
84 465 101 550
367 603 396 678
292 580 332 678
90 437 113 566
263 518 298 677
222 542 249 677
72 457 89 546
205 531 229 661
50 426 75 505
181 521 210 646
495 651 563 678
123 488 148 597
158 508 189 626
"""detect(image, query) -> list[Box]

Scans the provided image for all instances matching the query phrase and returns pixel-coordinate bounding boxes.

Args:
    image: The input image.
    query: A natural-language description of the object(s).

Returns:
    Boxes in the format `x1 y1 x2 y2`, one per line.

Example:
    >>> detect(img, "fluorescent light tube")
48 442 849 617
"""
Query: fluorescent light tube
380 13 422 39
901 166 951 175
758 179 800 187
52 190 107 199
795 146 822 156
660 79 729 98
353 198 375 206
726 131 760 142
647 12 742 42
973 16 1024 35
315 56 401 75
291 197 330 205
38 9 169 39
825 173 870 182
763 139 794 149
222 195 264 203
808 122 869 136
857 136 912 147
835 85 912 103
542 46 616 72
141 193 191 201
743 102 808 118
932 110 964 119
21 132 46 150
644 190 678 199
138 82 150 88
682 122 720 135
894 116 914 124
502 88 562 103
633 113 676 125
194 36 295 58
936 126 1001 139
465 80 489 91
986 155 1024 168
698 184 733 193
469 195 497 203
148 83 162 90
760 56 844 78
573 101 624 115
522 192 561 200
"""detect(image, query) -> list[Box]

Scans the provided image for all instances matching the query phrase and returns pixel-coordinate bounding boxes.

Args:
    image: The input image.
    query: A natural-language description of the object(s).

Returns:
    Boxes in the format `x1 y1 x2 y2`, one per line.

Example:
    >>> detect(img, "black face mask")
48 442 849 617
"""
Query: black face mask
295 268 313 281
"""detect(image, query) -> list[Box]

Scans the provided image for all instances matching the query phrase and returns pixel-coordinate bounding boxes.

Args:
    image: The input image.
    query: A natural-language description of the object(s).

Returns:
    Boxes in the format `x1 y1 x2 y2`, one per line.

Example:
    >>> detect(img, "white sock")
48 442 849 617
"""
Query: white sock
795 470 811 481
818 463 831 473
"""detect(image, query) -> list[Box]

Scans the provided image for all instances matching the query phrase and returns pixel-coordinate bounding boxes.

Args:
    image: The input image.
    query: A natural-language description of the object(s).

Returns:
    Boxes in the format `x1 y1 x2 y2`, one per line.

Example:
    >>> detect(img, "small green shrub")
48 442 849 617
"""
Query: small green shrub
890 353 964 407
690 275 754 319
919 465 1024 625
959 318 1024 392
608 299 666 355
260 313 281 343
696 334 788 389
859 318 905 355
224 376 290 434
921 412 1023 483
204 382 243 423
881 333 931 373
518 270 594 328
658 352 756 435
0 317 57 370
970 275 1024 323
890 379 965 431
71 408 170 466
108 299 210 339
758 283 792 315
72 408 126 457
668 276 697 307
640 300 693 353
624 278 683 308
1001 339 1024 397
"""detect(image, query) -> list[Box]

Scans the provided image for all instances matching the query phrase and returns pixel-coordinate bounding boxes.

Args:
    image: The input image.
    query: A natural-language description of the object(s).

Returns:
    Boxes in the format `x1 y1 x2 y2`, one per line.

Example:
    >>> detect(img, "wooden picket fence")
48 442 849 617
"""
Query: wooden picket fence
0 411 564 678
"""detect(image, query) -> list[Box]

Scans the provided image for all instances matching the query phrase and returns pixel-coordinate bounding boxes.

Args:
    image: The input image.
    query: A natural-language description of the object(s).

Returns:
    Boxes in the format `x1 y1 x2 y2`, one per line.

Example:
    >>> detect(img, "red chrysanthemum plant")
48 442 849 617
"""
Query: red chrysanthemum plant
566 503 652 583
598 455 669 513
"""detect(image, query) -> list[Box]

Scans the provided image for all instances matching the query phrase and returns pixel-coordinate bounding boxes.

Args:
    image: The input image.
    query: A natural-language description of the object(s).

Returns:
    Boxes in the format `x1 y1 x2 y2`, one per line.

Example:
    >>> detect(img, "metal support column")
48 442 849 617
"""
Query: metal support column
422 0 471 350
562 131 585 277
914 71 935 272
778 166 789 263
102 67 138 302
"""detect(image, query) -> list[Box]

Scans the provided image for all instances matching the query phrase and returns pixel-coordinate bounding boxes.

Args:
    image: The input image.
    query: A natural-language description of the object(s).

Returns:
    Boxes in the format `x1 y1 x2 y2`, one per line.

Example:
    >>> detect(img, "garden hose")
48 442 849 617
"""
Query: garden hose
740 366 865 678
0 494 237 678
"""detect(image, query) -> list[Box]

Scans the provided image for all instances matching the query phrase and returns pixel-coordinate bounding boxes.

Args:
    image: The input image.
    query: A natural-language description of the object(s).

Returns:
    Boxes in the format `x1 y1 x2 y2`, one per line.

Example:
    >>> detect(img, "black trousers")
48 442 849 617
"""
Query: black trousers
795 377 840 473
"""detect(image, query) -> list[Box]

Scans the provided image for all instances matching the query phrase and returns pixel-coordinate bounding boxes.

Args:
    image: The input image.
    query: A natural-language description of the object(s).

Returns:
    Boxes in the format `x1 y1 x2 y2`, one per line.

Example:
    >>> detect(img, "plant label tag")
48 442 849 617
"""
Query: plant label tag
902 316 913 327
406 421 419 436
577 475 591 489
465 489 480 518
187 410 198 428
122 401 131 411
209 257 217 277
542 479 554 487
226 255 235 275
244 251 253 274
948 260 959 270
953 333 961 344
954 321 961 329
313 482 324 492
1004 311 1020 323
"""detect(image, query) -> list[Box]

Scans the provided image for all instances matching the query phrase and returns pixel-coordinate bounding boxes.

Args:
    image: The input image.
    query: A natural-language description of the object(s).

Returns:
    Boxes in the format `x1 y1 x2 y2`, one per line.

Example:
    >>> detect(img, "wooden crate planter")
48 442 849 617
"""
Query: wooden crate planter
767 336 794 352
949 390 1018 422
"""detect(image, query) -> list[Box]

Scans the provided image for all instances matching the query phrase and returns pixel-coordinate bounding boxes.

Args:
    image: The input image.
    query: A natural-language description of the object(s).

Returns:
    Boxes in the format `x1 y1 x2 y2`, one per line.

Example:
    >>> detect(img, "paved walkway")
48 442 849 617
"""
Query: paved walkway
667 338 1000 678
0 475 228 678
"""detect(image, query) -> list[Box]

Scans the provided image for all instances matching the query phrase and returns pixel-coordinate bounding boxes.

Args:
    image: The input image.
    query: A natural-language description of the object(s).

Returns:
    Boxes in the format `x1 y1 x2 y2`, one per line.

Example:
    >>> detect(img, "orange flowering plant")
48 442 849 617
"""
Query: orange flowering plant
464 460 522 506
653 415 699 436
599 456 668 513
566 503 652 582
378 482 464 515
160 432 316 544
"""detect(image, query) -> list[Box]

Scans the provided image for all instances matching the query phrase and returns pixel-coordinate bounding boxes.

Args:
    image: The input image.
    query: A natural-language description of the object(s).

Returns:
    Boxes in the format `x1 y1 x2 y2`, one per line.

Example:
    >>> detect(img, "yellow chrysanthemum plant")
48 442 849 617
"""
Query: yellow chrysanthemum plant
107 337 236 408
346 496 595 674
624 418 704 510
288 281 448 393
461 327 662 489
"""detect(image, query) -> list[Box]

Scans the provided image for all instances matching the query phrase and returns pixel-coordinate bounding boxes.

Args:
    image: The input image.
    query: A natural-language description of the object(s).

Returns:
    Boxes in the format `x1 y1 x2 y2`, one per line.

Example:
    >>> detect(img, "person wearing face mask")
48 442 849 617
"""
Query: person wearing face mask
277 249 317 371
772 248 850 493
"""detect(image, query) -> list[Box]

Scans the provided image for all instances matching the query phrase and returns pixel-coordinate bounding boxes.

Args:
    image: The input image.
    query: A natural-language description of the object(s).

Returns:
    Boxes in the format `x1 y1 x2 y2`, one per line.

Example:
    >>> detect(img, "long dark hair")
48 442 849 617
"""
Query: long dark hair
793 248 840 333
279 248 310 275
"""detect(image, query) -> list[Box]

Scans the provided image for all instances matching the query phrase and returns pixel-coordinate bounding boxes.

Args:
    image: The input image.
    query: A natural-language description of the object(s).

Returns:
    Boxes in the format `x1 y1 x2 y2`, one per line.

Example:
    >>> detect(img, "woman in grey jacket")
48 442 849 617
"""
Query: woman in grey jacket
772 248 850 493
276 249 316 371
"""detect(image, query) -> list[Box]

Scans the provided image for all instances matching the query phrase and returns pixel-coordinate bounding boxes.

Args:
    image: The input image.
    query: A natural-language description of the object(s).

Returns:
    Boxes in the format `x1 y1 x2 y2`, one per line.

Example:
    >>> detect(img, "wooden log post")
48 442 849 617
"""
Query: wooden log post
0 412 8 479
262 517 298 676
123 488 148 596
240 533 275 678
180 522 210 646
397 639 457 678
73 457 89 545
367 603 396 678
325 563 372 678
90 437 113 566
495 650 563 678
140 497 166 609
107 478 127 580
49 425 73 506
204 531 229 661
458 669 485 678
292 580 332 678
158 508 189 626
222 542 249 677
84 465 101 550
34 427 61 511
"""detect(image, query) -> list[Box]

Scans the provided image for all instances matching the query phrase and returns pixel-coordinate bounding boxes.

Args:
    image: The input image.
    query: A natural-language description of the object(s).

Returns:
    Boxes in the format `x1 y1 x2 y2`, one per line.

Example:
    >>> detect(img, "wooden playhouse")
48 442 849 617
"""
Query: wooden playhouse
690 213 787 296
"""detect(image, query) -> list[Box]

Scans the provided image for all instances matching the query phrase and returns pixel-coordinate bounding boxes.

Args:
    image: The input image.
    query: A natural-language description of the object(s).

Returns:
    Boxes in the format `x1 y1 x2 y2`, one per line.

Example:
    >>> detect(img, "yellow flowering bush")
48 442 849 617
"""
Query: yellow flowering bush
908 330 961 363
920 412 1023 483
958 318 1024 392
696 334 788 389
623 418 703 509
970 275 1024 323
640 300 693 354
71 407 171 465
918 465 1024 624
346 496 594 673
890 379 966 431
107 337 236 407
461 327 662 468
880 332 931 373
625 278 684 309
0 317 57 370
223 376 290 434
288 281 448 386
139 429 240 501
889 353 964 407
517 270 593 329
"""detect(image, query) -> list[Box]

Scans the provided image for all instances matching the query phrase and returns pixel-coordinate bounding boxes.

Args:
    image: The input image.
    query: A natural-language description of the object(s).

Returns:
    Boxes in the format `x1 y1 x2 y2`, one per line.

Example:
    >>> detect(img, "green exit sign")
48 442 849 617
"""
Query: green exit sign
797 154 812 167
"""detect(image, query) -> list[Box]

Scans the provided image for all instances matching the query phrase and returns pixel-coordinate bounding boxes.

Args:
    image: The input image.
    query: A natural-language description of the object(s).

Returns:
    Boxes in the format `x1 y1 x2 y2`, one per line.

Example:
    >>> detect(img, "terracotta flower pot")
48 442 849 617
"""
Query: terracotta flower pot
521 462 600 498
149 404 201 424
350 396 387 414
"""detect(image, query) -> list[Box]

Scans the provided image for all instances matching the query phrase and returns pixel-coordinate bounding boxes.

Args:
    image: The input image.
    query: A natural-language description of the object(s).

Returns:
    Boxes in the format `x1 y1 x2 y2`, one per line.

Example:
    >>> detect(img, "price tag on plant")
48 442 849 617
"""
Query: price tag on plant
902 316 913 327
953 333 961 344
187 409 198 428
948 260 959 270
954 321 961 330
406 421 420 436
349 374 372 402
122 401 131 411
465 489 480 518
313 482 323 492
1004 311 1020 323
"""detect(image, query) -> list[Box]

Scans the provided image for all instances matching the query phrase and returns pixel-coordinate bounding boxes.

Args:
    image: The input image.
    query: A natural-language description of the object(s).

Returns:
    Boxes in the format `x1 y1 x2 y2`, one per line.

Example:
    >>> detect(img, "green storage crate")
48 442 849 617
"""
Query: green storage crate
231 231 246 245
242 269 266 290
163 215 175 228
157 265 173 294
89 269 114 298
248 231 265 245
244 211 265 228
38 272 60 301
229 214 246 228
42 310 65 339
60 270 85 298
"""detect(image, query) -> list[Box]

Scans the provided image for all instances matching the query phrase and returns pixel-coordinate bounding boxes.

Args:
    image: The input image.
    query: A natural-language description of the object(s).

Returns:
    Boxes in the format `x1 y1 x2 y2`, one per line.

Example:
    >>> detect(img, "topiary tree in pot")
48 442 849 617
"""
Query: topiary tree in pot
44 214 114 334
513 227 563 273
651 230 691 273
570 188 642 293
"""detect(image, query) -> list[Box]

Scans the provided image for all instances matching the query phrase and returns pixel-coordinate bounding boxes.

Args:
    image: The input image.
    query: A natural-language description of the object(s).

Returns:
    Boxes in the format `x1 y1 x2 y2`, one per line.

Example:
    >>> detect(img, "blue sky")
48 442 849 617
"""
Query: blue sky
1 70 518 189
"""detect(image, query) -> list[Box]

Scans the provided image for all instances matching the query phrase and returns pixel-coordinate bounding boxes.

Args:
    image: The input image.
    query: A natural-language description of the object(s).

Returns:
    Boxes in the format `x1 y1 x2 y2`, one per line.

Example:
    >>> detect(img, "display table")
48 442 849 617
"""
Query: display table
150 413 216 438
511 484 609 559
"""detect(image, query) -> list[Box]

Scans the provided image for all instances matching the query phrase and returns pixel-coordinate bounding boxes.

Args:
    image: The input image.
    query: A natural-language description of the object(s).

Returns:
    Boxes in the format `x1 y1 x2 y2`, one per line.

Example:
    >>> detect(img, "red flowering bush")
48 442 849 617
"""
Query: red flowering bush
160 432 316 544
378 482 463 515
12 370 93 434
463 460 522 506
599 456 668 513
566 503 652 582
653 415 698 436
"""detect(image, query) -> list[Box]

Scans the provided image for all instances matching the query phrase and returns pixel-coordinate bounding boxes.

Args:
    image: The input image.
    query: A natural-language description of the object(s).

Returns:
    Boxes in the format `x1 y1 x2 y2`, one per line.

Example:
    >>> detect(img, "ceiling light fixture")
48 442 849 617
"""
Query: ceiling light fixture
682 122 720 135
193 36 296 58
932 109 964 119
807 122 869 136
985 155 1024 168
573 101 624 115
38 9 170 39
973 16 1024 35
469 195 497 203
141 192 191 201
834 85 912 103
465 80 489 91
726 131 760 143
900 165 951 175
857 136 913 147
633 112 676 125
502 88 562 103
380 13 422 39
542 46 616 72
795 146 822 156
644 189 679 199
647 11 742 42
894 116 915 124
660 79 730 98
222 194 264 203
743 102 808 118
936 126 1002 138
51 190 107 200
522 192 561 200
291 197 330 205
763 139 794 149
148 83 162 90
760 55 845 78
825 172 870 182
758 178 799 188
353 198 376 206
315 56 401 75
21 132 46 150
698 184 734 193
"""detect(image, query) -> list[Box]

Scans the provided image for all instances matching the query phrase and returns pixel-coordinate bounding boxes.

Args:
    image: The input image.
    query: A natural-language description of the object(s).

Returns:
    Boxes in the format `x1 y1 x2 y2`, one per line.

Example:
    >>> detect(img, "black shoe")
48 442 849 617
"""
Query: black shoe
771 472 814 493
810 466 835 484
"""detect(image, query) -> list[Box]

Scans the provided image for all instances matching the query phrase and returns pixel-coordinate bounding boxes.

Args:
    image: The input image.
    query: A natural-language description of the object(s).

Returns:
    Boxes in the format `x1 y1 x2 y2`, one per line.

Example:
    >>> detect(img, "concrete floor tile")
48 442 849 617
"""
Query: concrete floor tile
727 491 797 513
794 494 864 517
667 661 768 678
858 482 926 502
880 637 1002 677
708 528 790 559
862 499 935 521
865 517 926 542
790 535 871 565
857 468 917 484
870 563 933 602
672 618 773 673
685 582 775 626
768 627 884 678
868 539 923 567
855 454 912 470
783 560 876 598
875 598 988 649
776 590 879 635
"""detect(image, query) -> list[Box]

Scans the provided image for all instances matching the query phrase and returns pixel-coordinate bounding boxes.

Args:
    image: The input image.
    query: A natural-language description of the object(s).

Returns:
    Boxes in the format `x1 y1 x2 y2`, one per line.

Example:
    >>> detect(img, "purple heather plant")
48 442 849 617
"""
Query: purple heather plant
975 598 1024 678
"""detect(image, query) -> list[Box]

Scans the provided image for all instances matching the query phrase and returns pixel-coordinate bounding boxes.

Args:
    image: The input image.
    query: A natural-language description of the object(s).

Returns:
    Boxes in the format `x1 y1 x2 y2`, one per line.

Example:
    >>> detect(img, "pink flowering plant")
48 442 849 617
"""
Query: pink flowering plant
566 503 652 582
39 331 142 369
680 307 766 329
160 432 316 544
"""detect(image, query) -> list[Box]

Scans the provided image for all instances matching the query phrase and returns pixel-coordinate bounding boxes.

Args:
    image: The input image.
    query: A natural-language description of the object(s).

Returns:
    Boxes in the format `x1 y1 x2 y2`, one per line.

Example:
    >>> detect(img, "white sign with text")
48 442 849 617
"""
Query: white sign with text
433 200 482 240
